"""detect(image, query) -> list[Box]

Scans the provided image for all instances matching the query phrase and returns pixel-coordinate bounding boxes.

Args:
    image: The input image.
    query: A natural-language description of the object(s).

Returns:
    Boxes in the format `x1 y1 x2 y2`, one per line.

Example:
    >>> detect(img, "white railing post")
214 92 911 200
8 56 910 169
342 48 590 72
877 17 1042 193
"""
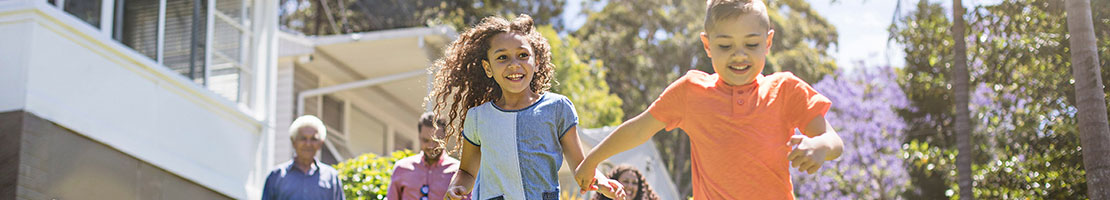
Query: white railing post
98 0 113 36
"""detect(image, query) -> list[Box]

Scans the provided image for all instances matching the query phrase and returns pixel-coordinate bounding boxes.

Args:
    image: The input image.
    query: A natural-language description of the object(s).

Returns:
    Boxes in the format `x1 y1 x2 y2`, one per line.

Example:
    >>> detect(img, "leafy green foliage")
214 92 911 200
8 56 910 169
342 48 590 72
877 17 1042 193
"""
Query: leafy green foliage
893 0 1110 198
333 150 416 200
541 25 625 128
766 0 839 83
279 0 567 35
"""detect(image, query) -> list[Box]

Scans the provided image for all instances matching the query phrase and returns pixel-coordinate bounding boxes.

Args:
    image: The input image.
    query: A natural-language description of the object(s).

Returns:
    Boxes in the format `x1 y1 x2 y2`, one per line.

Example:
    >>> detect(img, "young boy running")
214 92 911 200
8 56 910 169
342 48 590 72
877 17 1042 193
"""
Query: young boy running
573 0 845 199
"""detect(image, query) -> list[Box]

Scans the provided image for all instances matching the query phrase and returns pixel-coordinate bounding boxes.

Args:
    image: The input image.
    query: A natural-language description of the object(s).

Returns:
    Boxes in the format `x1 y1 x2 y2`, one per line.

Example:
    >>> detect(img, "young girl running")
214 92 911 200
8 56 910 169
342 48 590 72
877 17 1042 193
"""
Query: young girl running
426 14 626 200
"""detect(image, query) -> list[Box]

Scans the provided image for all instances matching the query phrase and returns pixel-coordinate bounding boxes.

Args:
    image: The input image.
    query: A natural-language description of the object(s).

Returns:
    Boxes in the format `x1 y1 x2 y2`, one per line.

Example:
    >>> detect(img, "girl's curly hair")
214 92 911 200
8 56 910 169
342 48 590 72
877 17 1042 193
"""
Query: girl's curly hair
593 165 660 200
426 14 554 154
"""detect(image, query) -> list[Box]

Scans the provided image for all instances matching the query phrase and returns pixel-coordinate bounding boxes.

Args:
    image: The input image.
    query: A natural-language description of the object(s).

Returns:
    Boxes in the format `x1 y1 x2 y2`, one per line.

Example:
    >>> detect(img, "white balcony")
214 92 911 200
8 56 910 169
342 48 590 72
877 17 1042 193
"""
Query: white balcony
0 0 280 199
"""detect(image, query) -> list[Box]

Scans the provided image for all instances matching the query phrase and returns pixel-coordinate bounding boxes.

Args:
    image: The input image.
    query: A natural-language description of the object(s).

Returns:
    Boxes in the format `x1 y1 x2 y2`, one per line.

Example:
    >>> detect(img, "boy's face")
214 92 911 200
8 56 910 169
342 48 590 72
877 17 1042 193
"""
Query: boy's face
483 32 537 95
700 12 774 86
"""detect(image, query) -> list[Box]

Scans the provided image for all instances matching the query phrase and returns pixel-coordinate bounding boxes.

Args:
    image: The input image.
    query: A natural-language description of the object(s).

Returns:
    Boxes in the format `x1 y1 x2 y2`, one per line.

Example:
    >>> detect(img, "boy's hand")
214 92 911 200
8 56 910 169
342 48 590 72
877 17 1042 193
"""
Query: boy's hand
445 185 468 200
573 162 599 194
595 177 628 200
787 135 829 174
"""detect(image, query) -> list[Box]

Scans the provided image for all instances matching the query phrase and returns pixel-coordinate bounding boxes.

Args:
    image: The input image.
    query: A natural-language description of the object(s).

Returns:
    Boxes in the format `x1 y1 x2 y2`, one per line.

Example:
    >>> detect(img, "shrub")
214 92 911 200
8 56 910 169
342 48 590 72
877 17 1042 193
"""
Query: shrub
333 150 416 200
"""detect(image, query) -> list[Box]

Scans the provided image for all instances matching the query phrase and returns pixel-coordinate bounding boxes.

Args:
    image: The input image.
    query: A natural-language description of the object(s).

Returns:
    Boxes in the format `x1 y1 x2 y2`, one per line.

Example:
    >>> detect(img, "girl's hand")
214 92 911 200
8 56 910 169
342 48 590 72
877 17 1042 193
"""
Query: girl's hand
595 178 627 200
787 135 829 174
445 185 469 200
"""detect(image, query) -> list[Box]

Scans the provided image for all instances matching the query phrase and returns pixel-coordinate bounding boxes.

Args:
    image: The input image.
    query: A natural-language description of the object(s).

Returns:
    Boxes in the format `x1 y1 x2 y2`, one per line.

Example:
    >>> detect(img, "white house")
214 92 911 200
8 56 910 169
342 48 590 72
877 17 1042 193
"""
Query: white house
0 0 280 199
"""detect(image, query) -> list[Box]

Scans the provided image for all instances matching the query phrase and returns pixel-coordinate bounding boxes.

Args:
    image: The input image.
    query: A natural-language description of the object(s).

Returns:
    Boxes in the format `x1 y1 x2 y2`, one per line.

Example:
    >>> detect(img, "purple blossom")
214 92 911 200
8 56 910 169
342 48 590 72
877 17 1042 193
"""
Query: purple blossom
791 65 911 200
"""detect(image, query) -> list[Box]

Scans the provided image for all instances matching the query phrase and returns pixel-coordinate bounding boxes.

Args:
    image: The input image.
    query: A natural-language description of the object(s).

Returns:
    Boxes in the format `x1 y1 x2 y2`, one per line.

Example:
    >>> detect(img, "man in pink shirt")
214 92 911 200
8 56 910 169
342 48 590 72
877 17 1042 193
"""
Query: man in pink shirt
388 112 460 200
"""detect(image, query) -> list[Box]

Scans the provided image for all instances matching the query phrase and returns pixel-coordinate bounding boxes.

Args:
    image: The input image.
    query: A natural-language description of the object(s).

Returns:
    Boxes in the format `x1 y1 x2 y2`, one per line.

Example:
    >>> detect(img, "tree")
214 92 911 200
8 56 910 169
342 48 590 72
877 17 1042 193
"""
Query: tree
1065 0 1110 198
766 0 839 83
893 0 1110 198
950 0 974 199
791 65 911 200
540 25 625 128
279 0 567 35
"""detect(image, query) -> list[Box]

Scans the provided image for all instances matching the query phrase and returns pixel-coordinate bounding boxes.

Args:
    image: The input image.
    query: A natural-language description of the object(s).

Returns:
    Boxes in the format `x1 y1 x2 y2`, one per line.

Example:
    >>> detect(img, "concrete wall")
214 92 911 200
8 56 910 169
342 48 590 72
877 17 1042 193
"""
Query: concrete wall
0 4 32 113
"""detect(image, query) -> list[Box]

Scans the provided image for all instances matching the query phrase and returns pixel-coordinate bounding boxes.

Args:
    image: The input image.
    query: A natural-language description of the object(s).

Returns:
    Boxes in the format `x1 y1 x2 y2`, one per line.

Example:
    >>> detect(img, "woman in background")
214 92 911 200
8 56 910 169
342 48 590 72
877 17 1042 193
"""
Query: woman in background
593 165 659 200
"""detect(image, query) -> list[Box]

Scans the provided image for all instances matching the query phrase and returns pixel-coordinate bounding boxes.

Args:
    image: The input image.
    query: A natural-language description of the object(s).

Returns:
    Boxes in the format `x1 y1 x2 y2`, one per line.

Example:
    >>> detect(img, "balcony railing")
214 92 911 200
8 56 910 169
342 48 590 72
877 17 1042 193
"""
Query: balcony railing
46 0 256 108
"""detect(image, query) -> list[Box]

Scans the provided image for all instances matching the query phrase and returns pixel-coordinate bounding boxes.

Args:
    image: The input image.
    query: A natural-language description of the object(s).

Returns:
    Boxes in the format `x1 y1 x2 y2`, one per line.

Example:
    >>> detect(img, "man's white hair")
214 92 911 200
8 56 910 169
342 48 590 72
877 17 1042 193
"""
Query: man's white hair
289 115 327 140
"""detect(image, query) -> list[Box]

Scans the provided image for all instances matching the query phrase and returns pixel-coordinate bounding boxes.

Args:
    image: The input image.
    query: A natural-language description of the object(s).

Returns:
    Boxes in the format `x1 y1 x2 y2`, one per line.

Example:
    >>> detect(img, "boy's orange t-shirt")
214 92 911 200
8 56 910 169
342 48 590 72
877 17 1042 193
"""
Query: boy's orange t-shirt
647 70 831 199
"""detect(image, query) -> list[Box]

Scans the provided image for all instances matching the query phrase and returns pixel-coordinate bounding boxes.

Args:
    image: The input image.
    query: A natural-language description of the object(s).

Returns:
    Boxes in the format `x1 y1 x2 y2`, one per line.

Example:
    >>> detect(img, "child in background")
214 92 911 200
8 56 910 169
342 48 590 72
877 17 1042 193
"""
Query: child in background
592 165 659 200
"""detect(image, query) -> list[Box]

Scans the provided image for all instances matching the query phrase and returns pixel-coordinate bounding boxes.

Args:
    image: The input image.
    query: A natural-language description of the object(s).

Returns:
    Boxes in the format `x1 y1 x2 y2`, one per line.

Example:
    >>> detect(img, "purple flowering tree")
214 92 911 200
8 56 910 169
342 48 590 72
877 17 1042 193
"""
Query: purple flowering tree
790 65 911 199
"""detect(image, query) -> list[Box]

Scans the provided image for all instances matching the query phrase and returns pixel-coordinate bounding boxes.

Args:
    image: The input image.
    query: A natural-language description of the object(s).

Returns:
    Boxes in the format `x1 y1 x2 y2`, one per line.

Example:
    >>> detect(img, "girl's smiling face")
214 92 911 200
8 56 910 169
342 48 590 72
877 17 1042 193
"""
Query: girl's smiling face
617 171 640 198
482 32 537 95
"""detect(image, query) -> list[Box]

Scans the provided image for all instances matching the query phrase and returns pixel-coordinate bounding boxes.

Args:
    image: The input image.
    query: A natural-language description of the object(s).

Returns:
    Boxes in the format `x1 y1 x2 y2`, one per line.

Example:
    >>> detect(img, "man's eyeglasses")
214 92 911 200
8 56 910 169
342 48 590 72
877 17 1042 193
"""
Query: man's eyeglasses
421 185 429 200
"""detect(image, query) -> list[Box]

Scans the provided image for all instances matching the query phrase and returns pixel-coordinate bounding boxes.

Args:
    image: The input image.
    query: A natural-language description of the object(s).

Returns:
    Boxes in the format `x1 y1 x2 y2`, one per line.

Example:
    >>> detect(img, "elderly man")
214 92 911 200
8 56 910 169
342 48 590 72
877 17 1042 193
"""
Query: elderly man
387 112 460 200
263 115 345 200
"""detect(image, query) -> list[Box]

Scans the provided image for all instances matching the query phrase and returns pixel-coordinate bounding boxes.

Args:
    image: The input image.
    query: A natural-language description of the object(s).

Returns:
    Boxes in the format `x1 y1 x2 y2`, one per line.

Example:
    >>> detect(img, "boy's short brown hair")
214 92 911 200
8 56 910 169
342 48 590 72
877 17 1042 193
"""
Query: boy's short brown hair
704 0 772 32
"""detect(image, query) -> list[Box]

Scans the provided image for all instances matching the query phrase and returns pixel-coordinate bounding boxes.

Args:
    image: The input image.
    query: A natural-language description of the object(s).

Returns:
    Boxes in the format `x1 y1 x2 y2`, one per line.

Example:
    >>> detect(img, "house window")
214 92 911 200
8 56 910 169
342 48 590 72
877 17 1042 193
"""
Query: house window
208 0 253 103
48 0 256 108
60 0 102 28
115 0 159 61
162 0 208 84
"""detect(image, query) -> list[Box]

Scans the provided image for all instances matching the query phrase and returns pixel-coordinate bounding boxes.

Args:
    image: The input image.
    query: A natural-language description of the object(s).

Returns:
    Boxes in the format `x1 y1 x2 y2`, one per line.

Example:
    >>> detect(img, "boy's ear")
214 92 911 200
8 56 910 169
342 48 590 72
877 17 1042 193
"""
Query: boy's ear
700 32 712 58
765 29 775 53
481 60 493 78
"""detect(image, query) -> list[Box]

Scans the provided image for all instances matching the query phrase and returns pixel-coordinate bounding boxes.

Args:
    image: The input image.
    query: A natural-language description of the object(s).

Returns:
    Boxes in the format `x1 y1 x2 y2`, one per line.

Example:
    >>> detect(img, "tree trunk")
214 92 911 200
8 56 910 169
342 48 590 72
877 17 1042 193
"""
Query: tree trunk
951 0 974 199
313 0 323 35
1065 0 1110 198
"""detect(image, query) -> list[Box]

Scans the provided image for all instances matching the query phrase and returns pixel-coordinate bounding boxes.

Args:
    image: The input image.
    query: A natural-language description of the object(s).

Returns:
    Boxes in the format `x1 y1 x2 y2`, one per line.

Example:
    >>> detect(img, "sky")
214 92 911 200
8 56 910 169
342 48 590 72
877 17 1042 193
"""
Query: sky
559 0 999 69
810 0 1000 69
810 0 906 68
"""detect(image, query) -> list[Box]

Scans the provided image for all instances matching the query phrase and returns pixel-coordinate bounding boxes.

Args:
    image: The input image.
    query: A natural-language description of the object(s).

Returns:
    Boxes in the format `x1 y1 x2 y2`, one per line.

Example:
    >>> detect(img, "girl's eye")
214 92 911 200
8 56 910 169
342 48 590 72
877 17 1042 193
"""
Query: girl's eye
718 45 732 49
496 55 508 60
518 53 529 58
746 43 759 48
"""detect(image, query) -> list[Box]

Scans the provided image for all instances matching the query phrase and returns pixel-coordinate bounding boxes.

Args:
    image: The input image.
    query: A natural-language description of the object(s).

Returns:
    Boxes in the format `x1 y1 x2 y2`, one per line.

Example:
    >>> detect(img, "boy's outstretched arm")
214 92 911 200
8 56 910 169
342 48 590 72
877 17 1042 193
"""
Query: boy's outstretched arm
573 112 666 190
445 141 480 200
561 126 626 200
787 115 844 174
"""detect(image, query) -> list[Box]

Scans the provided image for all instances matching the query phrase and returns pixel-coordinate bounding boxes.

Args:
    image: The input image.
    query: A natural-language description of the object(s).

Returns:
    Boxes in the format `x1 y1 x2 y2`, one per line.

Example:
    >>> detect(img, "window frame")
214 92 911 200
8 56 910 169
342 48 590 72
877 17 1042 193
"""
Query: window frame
48 0 257 110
